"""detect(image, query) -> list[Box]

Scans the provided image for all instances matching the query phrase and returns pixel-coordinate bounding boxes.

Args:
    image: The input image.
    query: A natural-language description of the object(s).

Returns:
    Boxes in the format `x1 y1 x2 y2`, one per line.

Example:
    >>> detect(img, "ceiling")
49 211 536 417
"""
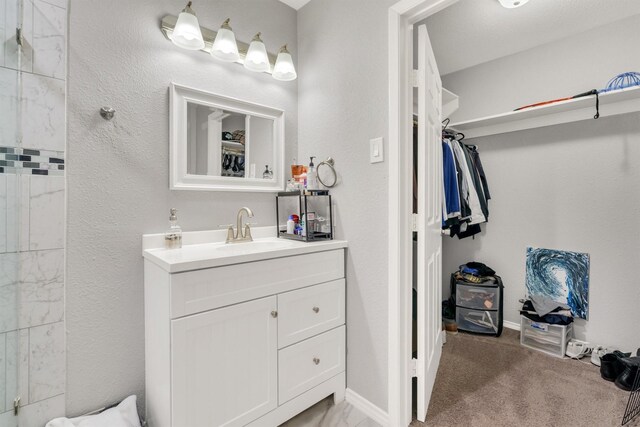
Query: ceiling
278 0 311 10
424 0 640 75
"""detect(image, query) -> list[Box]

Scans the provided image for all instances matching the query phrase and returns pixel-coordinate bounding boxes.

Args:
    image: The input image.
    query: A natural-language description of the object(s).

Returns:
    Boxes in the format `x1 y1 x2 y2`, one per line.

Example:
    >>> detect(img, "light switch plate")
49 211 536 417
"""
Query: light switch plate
370 137 384 163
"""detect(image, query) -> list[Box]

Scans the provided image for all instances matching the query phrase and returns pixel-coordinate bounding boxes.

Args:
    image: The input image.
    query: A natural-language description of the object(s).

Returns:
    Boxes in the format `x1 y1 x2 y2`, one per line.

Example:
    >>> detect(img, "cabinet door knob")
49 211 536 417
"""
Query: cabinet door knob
313 357 320 365
312 307 320 313
271 311 278 318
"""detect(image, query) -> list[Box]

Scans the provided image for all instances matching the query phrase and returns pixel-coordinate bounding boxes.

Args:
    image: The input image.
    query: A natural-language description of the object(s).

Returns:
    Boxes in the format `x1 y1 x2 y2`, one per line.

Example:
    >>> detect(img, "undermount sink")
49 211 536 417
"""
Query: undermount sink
214 238 296 254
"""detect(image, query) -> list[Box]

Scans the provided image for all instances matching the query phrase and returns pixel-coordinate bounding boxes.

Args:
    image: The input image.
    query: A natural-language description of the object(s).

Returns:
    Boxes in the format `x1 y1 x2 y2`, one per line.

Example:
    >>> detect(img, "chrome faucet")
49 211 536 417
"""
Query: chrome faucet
224 207 254 243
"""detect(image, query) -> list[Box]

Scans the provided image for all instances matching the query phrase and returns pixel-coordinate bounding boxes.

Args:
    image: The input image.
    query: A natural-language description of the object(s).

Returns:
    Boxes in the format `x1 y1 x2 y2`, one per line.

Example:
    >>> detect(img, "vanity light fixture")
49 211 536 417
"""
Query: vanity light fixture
498 0 530 8
244 33 271 73
171 1 205 50
211 18 240 62
272 45 297 82
161 14 297 81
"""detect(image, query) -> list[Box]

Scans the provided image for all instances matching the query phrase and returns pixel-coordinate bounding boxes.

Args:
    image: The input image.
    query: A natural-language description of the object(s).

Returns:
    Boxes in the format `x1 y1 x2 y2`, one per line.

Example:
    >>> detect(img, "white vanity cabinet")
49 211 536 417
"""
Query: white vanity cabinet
143 234 347 427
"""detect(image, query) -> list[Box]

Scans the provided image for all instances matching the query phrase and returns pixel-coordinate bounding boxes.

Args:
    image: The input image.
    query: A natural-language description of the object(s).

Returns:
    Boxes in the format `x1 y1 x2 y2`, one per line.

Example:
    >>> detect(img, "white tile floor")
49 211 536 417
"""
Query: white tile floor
279 396 380 427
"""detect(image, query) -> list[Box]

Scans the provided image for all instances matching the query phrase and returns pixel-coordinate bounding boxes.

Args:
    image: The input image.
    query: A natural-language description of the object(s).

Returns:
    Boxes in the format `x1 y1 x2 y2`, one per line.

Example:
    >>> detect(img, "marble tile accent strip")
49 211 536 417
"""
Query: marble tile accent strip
29 321 65 402
29 175 64 251
0 148 65 175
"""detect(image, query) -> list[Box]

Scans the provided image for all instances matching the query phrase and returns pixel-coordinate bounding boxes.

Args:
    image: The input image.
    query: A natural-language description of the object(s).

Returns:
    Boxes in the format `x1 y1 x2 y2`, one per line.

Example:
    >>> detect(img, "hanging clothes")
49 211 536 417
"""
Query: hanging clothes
442 140 461 222
441 134 491 239
450 140 485 225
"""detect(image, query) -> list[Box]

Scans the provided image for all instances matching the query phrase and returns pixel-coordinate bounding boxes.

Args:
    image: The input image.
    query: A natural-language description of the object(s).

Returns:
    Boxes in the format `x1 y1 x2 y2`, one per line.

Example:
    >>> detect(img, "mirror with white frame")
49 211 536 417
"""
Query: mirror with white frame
170 83 285 192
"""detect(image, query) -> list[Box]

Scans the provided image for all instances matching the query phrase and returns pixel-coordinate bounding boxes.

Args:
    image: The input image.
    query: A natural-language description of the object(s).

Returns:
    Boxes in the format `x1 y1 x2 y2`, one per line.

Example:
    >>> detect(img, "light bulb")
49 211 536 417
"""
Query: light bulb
171 1 205 50
244 33 270 73
498 0 530 8
211 18 240 62
272 45 297 81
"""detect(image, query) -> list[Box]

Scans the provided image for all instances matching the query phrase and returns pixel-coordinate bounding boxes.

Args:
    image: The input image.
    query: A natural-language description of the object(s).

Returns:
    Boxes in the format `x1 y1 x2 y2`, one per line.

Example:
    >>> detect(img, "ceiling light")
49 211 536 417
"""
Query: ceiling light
272 45 297 81
171 2 205 50
244 33 270 73
498 0 530 8
211 18 240 62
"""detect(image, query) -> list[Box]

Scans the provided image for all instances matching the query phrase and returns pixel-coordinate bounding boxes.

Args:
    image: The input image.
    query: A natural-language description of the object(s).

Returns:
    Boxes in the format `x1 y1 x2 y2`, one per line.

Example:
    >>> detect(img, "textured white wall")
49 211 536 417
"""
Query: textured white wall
440 16 640 350
298 0 396 412
66 0 297 415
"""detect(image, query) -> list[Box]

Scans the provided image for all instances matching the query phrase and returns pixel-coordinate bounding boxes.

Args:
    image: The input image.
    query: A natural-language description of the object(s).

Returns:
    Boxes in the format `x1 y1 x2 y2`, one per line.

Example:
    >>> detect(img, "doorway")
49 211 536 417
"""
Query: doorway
387 1 458 426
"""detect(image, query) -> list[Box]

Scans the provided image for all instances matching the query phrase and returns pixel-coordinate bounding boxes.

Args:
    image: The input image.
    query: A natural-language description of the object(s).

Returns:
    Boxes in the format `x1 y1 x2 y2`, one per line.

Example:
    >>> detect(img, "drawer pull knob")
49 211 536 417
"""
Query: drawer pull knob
313 307 320 313
271 311 278 318
313 357 320 365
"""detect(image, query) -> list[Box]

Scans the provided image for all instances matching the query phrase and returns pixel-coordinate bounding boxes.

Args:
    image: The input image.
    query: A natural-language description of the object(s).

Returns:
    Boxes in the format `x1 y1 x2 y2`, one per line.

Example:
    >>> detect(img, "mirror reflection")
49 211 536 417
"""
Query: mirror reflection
186 102 274 179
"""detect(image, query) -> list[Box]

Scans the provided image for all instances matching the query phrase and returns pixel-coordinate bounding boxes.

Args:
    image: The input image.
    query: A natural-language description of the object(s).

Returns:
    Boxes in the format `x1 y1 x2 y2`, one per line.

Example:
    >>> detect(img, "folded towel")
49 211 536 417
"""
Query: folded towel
46 395 141 427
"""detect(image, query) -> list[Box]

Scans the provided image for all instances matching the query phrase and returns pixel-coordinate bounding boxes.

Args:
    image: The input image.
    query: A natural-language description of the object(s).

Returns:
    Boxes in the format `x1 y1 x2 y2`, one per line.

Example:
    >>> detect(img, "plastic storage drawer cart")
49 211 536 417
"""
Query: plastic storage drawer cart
454 277 503 337
520 315 573 358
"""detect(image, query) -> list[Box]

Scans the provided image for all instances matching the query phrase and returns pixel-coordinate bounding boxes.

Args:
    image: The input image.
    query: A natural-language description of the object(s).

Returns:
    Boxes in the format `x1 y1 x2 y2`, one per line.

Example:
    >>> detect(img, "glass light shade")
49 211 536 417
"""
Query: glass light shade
171 3 205 50
272 45 297 81
211 19 240 62
244 33 270 73
498 0 530 8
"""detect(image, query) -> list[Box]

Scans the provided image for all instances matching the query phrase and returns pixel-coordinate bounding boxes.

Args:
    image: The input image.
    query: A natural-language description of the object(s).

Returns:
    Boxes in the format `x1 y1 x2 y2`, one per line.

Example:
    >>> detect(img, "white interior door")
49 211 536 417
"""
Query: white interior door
416 23 444 423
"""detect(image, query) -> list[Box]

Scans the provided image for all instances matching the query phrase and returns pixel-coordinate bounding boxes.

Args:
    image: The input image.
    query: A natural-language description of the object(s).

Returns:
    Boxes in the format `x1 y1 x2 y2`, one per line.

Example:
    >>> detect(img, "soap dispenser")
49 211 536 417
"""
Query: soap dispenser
306 156 317 190
165 208 183 249
263 165 273 179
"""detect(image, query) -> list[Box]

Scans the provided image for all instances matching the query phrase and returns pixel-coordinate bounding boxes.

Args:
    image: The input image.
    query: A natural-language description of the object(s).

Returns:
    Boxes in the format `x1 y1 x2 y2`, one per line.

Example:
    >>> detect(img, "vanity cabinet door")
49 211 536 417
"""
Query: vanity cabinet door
171 296 278 427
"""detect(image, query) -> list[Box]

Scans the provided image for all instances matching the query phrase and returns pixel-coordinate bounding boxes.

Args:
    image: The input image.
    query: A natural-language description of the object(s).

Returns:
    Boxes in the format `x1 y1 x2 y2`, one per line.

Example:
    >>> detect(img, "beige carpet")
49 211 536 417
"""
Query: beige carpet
414 329 636 427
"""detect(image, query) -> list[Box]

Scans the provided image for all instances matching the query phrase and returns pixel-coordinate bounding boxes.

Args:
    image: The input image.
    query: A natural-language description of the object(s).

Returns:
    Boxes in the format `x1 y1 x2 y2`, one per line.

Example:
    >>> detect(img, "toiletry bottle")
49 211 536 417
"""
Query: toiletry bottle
165 208 183 249
286 215 295 234
263 165 273 179
306 156 317 190
300 214 307 237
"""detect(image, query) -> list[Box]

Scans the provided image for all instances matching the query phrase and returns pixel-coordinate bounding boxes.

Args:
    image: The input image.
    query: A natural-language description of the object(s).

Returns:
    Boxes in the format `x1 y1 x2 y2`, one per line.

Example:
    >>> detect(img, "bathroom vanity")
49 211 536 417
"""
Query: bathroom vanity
142 227 347 427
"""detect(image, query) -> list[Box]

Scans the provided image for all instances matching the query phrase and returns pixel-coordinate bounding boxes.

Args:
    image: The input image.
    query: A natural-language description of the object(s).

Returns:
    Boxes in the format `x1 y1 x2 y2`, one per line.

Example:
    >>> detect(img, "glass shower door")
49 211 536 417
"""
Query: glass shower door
2 0 26 420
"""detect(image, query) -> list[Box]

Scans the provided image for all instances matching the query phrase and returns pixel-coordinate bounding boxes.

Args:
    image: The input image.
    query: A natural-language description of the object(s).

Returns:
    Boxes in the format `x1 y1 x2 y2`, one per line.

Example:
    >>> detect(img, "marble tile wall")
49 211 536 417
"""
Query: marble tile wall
1 0 67 424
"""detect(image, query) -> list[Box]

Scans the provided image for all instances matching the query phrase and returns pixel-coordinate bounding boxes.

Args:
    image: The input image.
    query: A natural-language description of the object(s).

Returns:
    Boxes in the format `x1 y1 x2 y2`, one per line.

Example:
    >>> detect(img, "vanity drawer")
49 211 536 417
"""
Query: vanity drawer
170 250 345 318
278 279 345 348
278 326 345 405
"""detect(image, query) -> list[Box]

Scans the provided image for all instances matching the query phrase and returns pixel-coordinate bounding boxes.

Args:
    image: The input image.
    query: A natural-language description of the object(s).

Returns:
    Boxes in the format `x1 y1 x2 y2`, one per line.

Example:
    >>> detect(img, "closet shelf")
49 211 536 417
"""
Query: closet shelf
442 88 459 119
450 85 640 139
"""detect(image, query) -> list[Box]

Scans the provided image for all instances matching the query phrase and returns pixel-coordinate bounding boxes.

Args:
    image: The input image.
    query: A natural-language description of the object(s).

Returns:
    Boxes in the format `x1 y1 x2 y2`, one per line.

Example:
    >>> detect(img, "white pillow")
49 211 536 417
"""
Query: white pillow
46 395 141 427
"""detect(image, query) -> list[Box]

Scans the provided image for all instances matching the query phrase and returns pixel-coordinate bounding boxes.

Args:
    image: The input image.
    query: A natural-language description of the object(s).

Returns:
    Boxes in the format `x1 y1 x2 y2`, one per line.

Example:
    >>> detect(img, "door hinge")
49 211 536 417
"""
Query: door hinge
13 397 21 416
411 213 418 232
411 69 419 88
411 358 418 378
16 28 23 47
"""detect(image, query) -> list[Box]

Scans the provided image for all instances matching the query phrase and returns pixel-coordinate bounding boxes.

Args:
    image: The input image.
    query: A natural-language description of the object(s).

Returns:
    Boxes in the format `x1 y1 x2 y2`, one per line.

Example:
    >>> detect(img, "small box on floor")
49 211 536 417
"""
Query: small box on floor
520 315 573 358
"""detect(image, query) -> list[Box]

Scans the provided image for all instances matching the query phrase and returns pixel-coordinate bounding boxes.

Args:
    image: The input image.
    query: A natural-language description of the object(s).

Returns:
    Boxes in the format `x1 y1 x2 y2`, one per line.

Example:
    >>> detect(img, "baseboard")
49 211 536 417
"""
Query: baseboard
345 388 389 427
503 320 521 331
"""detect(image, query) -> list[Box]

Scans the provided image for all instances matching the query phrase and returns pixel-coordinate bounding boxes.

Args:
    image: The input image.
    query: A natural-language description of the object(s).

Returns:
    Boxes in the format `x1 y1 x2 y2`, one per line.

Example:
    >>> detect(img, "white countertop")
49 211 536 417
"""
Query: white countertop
142 227 347 273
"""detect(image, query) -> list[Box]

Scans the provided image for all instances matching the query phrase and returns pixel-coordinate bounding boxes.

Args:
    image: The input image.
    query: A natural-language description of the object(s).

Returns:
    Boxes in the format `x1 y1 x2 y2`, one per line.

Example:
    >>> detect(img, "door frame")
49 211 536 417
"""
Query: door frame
387 1 458 426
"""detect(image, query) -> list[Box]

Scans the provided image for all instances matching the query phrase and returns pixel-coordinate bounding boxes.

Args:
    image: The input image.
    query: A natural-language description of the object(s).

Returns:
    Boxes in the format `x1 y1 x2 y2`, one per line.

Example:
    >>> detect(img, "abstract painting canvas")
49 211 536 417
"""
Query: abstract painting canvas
525 247 590 319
